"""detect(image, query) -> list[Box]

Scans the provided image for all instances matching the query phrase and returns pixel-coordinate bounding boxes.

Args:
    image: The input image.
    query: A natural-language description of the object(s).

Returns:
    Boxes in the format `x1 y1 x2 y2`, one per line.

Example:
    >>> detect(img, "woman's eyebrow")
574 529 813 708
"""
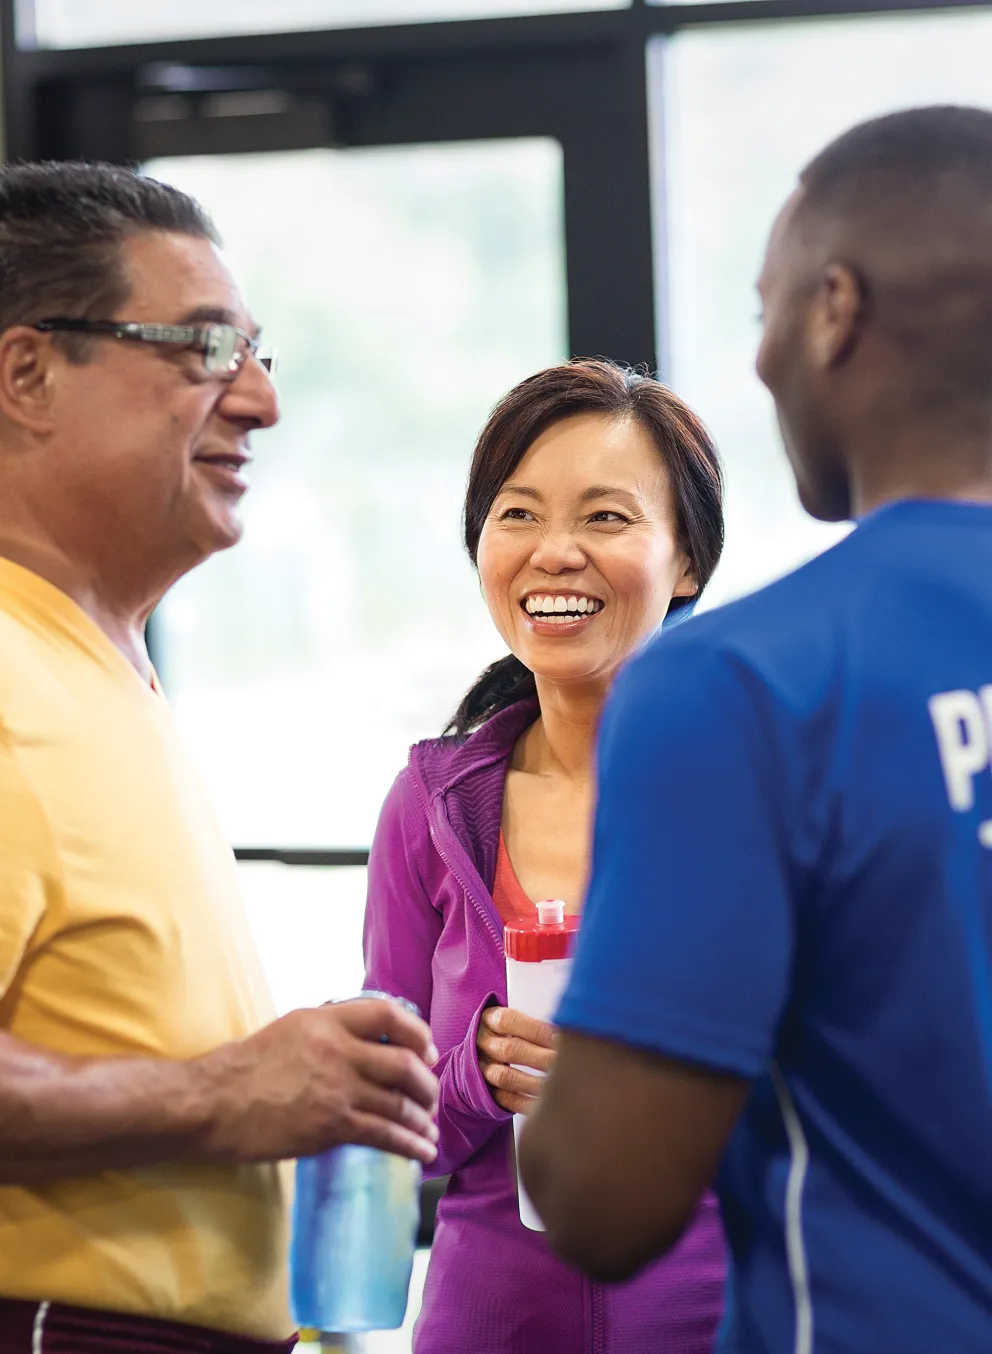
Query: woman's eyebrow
497 483 542 500
580 485 640 506
496 484 642 506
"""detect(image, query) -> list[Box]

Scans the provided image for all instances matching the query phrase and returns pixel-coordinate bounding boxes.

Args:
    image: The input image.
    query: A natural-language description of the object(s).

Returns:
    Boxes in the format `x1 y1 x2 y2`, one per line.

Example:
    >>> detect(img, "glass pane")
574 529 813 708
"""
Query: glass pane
242 860 429 1349
22 0 629 49
239 863 368 1013
150 141 566 848
654 9 992 609
243 861 429 1350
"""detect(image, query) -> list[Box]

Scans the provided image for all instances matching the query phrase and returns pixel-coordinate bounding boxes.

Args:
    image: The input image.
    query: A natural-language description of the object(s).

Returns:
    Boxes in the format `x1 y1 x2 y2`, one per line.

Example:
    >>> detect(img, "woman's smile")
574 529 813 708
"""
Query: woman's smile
476 411 697 687
521 591 606 634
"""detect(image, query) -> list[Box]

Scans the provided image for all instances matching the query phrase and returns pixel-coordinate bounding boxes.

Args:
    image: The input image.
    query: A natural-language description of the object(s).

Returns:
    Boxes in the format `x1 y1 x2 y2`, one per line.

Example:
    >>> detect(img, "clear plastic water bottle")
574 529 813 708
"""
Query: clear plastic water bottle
289 991 423 1333
504 901 579 1231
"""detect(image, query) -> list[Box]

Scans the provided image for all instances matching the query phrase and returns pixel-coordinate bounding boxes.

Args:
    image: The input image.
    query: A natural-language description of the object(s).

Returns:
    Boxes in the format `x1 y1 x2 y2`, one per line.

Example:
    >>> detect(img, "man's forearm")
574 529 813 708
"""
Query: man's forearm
520 1032 748 1279
0 1000 442 1184
0 1030 219 1183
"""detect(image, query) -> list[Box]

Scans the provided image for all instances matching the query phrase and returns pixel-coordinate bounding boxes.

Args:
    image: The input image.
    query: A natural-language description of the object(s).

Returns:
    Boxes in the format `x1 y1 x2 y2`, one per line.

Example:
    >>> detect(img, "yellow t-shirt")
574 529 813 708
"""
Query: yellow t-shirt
0 558 292 1340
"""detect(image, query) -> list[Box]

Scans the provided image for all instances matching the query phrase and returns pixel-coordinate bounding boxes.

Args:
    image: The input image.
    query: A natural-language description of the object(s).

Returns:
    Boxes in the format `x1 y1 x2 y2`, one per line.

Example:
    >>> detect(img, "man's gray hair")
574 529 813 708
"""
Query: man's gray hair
0 160 220 360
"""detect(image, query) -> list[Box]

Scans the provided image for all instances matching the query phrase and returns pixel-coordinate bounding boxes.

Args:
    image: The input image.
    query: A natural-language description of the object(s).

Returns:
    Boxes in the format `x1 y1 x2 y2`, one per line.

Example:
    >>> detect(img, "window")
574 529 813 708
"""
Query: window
7 5 985 1342
238 864 368 1012
150 140 567 851
22 0 631 49
654 7 992 609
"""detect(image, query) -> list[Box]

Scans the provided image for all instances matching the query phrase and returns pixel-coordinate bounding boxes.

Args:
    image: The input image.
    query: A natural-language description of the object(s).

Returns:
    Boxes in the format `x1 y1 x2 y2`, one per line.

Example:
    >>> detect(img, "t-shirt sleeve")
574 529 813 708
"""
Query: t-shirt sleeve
0 736 52 1003
556 637 796 1078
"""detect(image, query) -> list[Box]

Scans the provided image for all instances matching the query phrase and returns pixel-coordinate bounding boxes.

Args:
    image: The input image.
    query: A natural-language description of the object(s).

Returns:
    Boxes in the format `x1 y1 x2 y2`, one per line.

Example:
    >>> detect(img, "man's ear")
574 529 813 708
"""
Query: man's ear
0 327 60 434
807 261 865 371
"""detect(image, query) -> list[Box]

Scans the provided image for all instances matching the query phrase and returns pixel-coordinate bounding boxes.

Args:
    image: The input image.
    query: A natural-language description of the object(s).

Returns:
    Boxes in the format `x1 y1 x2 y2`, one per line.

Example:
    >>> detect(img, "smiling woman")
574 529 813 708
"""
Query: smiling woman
450 358 724 735
362 358 728 1354
477 411 698 689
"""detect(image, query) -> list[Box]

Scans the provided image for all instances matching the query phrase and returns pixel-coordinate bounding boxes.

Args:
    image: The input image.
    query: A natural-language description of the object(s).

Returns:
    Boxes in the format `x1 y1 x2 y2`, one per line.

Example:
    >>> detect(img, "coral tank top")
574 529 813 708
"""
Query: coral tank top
492 832 538 926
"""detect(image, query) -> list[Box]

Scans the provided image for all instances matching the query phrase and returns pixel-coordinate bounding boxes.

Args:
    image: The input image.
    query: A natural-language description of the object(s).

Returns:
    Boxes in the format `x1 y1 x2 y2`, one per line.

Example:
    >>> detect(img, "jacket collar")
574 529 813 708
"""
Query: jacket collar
410 698 540 801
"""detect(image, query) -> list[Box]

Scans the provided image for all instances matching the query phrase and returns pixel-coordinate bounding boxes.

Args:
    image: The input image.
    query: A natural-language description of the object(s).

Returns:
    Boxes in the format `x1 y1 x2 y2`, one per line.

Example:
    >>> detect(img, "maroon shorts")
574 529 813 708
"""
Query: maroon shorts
0 1299 299 1354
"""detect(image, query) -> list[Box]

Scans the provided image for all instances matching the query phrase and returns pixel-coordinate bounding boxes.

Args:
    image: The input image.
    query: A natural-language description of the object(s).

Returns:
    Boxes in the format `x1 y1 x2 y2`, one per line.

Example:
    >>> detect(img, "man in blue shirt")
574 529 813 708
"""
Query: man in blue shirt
520 105 992 1353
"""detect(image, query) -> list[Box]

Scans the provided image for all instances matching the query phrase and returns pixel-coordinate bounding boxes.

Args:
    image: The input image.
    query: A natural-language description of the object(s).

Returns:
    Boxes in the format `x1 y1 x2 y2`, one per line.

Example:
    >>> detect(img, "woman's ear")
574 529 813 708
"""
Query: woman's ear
672 556 699 599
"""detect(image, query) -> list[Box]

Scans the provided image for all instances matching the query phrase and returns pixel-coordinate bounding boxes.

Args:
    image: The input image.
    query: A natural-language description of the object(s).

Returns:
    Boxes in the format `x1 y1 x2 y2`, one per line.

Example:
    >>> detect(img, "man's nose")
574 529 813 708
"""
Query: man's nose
220 353 280 429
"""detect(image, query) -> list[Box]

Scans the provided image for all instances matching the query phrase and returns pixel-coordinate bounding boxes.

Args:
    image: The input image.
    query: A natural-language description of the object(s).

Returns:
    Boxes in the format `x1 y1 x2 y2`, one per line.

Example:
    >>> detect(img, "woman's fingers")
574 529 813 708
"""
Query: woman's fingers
476 1007 558 1112
481 1006 557 1049
493 1088 538 1116
480 1058 545 1099
477 1029 556 1075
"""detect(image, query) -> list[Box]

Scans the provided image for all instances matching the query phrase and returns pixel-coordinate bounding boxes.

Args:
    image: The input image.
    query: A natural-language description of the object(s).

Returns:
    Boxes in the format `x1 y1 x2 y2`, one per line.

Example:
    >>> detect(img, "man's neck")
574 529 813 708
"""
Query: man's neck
0 535 156 682
848 416 992 518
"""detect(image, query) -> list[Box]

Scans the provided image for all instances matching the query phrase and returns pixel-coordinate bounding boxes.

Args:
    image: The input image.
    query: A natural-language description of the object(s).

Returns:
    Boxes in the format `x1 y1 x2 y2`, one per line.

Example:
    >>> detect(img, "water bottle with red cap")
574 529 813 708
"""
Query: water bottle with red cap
504 899 580 1230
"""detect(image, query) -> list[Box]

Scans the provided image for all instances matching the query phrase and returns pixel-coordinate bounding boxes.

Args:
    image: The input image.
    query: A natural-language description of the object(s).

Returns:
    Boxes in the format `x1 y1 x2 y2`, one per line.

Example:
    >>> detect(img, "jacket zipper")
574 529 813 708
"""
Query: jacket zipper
428 814 504 950
412 734 609 1351
591 1279 605 1354
408 760 505 952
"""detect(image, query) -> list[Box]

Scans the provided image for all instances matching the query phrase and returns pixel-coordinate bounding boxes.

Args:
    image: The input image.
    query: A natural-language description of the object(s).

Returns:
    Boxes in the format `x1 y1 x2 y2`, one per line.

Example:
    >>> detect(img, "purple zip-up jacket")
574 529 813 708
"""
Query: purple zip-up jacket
364 698 726 1354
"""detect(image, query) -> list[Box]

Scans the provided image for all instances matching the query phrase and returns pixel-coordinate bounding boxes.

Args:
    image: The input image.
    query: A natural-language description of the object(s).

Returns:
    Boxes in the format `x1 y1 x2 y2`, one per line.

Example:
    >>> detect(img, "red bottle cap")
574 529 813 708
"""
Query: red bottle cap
504 899 579 962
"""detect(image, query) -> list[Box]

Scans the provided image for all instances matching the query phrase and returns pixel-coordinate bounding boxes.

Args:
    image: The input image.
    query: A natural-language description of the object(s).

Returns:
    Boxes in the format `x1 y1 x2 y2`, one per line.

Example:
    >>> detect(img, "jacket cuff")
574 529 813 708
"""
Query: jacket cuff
444 992 511 1122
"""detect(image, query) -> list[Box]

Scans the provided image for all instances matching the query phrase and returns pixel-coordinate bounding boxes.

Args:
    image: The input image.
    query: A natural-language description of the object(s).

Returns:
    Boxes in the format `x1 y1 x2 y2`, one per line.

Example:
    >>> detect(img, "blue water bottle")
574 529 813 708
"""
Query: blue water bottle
290 991 423 1334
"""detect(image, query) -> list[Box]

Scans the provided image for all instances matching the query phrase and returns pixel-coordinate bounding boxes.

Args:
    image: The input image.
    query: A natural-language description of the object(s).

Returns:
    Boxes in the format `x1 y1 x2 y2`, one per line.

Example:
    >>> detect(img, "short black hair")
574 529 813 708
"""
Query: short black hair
800 104 992 206
0 161 220 360
796 106 992 400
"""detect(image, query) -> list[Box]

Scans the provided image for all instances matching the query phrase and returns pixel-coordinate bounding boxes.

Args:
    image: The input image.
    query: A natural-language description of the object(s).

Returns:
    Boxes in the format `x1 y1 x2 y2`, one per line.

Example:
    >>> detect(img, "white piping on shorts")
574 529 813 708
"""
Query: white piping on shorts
771 1065 813 1354
31 1301 50 1354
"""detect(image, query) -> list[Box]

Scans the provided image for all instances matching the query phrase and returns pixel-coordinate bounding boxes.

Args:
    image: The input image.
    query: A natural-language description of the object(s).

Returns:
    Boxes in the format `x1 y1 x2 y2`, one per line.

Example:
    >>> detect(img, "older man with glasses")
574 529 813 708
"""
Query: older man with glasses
0 161 438 1354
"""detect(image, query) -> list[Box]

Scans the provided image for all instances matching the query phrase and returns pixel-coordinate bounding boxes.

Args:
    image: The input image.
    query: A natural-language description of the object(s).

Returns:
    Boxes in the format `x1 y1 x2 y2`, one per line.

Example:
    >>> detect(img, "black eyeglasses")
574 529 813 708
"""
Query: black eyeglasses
33 318 276 380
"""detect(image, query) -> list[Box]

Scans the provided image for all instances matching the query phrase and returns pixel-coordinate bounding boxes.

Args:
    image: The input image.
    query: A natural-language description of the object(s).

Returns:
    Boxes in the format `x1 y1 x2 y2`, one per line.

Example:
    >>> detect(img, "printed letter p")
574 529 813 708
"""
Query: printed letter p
929 689 990 812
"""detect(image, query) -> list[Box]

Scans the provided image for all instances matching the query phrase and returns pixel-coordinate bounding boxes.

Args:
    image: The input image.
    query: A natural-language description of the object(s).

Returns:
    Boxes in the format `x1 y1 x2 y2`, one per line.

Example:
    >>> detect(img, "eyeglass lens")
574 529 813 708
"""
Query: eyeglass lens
204 325 239 375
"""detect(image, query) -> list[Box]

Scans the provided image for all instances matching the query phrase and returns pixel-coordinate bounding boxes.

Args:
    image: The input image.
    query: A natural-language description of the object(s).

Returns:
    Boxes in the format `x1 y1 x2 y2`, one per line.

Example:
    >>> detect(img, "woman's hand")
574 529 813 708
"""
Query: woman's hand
477 1006 557 1115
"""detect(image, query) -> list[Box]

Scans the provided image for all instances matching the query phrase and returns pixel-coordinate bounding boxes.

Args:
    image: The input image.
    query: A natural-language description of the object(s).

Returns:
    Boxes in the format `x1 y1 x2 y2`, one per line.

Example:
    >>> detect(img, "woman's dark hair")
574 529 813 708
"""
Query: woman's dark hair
446 358 724 737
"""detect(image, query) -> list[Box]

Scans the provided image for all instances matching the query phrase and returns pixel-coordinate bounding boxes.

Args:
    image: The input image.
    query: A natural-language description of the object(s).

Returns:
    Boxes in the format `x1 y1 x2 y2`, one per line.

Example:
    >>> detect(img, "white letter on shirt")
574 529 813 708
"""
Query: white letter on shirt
980 685 992 746
929 689 989 812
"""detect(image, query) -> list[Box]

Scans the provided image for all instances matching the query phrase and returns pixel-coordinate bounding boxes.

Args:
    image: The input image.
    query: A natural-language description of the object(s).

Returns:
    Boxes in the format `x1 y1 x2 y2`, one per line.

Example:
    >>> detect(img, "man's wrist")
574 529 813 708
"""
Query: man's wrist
182 1037 249 1163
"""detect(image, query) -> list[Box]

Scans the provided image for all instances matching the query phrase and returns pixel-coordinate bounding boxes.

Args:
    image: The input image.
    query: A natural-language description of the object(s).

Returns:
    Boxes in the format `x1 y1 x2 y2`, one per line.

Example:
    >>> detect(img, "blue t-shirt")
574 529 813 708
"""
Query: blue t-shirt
557 499 992 1354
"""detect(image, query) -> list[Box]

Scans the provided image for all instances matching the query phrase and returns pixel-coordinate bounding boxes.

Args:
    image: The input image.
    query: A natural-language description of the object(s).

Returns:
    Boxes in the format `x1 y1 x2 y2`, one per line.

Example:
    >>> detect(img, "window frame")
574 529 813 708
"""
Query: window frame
1 0 984 864
2 0 982 373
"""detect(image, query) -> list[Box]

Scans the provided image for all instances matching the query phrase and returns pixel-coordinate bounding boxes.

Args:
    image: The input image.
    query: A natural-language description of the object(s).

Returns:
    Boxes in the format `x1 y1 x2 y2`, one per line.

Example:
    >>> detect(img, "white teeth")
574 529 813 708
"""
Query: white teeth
524 594 602 617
